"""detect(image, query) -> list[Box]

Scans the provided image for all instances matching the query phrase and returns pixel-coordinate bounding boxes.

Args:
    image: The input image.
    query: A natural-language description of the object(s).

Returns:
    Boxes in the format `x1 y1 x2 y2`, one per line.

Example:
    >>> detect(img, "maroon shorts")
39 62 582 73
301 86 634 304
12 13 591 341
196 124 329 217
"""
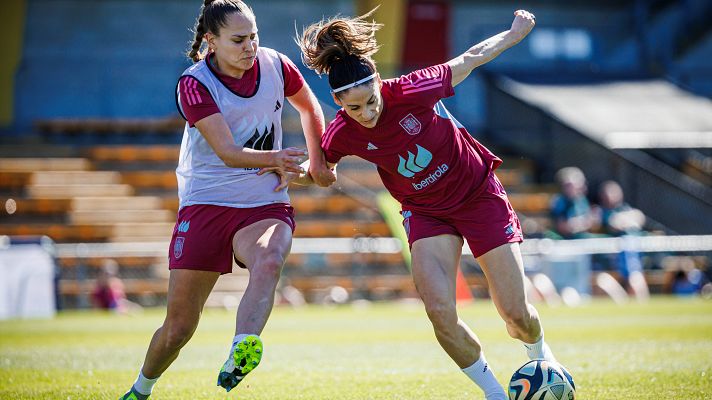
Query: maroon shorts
401 172 523 258
168 203 295 273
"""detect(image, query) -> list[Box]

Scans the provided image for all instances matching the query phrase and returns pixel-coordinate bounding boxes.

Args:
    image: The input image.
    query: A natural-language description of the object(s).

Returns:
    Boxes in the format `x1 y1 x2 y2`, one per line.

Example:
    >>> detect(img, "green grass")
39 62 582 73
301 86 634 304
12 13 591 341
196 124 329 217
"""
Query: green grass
1 297 711 399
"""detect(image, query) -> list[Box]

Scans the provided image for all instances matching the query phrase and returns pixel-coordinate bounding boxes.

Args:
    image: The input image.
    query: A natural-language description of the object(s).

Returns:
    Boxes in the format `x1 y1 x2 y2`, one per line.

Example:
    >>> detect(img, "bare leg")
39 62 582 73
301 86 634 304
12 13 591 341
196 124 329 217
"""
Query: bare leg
411 235 506 399
411 234 481 368
141 269 219 378
477 242 541 343
596 271 629 304
232 219 293 335
628 270 650 302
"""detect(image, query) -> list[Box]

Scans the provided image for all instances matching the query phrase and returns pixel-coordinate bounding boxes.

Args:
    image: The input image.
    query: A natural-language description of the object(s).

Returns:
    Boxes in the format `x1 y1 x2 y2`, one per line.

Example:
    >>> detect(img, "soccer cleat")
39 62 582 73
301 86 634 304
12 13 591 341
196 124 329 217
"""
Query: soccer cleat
217 335 263 392
118 386 149 400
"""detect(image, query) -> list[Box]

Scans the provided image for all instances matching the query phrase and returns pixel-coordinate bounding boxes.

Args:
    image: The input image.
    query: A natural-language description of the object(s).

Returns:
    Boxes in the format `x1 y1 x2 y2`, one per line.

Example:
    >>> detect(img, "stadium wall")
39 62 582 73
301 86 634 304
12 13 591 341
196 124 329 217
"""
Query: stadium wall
11 0 352 132
9 1 708 133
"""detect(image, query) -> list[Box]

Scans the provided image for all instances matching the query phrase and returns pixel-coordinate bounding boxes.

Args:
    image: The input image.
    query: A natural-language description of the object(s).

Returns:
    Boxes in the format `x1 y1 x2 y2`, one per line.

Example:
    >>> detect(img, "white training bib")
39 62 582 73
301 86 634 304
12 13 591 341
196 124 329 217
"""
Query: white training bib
175 47 288 209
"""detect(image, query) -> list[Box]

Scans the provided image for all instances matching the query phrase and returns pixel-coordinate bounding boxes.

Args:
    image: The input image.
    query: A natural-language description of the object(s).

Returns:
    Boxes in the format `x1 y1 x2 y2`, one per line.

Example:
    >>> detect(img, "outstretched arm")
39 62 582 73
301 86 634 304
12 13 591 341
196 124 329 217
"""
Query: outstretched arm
447 10 535 87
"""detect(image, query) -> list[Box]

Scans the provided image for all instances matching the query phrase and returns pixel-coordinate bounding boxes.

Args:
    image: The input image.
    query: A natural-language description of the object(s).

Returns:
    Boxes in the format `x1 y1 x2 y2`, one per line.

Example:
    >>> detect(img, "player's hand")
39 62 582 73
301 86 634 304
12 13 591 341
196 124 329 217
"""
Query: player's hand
510 10 535 40
309 156 337 187
258 167 299 191
274 147 308 174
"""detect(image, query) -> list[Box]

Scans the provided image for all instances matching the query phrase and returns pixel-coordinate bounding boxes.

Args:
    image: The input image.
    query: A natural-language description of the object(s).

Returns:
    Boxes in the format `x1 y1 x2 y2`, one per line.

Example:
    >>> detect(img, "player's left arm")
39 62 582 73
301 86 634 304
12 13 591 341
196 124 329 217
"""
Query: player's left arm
448 10 535 87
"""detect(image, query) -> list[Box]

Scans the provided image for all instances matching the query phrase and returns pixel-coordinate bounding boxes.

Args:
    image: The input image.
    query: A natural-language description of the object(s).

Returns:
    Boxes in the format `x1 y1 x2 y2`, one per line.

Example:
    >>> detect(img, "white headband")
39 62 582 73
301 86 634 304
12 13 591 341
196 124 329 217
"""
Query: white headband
331 73 377 93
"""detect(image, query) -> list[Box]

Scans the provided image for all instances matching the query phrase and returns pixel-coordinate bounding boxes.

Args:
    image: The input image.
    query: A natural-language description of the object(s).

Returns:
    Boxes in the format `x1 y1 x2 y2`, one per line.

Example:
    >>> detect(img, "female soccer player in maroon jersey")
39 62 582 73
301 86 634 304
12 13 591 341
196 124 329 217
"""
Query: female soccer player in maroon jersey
298 9 555 399
119 1 334 399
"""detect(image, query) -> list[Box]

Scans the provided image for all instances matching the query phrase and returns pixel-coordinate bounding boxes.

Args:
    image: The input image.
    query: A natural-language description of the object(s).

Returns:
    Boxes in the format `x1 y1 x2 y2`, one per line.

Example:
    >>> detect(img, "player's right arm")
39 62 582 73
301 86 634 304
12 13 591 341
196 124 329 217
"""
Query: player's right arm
448 10 535 87
258 158 338 191
257 114 344 191
194 114 306 173
178 76 306 173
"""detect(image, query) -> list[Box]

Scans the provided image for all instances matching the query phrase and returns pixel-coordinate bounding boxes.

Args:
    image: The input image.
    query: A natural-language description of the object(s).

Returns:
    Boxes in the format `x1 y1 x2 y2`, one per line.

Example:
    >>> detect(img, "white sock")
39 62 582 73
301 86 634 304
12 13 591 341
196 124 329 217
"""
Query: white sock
133 369 159 396
232 334 251 346
461 353 507 400
523 335 557 362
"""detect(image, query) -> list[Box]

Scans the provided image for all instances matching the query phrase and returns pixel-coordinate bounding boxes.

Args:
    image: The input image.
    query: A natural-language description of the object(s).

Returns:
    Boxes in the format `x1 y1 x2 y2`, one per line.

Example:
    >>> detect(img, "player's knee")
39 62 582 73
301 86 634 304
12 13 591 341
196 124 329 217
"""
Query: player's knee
251 252 285 281
163 321 196 350
424 300 457 330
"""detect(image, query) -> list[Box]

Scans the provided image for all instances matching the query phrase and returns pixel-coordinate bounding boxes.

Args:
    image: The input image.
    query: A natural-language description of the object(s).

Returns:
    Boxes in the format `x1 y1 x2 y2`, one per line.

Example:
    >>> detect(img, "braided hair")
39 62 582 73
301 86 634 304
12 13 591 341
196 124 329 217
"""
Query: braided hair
187 0 255 62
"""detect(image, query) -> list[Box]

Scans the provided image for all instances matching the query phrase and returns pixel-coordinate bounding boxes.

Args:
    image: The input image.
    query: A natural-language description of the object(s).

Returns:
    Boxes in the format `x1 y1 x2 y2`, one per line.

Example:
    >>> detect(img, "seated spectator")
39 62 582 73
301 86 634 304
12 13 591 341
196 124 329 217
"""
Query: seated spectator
671 269 703 296
549 167 600 239
596 180 649 301
598 180 645 235
663 256 710 297
91 259 139 313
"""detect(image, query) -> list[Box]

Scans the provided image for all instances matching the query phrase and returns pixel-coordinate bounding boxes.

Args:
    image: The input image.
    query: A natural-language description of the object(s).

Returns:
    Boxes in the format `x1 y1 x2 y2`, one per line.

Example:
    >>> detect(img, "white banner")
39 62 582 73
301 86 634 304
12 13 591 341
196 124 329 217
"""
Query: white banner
0 244 56 320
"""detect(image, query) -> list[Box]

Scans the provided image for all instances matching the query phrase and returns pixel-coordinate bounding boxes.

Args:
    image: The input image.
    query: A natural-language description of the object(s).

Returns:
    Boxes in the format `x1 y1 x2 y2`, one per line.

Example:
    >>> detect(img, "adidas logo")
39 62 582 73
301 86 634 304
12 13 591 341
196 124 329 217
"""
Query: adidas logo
367 142 378 150
244 123 275 150
274 100 281 112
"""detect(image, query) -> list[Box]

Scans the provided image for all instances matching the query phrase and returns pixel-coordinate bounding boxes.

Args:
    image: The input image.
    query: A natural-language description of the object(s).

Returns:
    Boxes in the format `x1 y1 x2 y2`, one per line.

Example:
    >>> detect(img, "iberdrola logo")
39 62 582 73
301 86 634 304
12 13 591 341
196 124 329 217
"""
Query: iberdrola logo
397 144 432 178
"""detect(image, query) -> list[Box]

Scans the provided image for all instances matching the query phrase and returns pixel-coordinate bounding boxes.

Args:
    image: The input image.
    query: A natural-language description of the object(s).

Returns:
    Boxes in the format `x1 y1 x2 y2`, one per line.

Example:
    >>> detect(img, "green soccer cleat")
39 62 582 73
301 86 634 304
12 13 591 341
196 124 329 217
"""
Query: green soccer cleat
217 335 263 392
118 386 149 400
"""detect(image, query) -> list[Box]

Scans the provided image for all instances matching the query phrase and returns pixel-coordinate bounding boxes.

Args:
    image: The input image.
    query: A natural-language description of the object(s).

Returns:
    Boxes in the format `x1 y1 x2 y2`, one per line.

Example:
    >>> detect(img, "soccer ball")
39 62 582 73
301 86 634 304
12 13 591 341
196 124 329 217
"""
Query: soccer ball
508 359 575 400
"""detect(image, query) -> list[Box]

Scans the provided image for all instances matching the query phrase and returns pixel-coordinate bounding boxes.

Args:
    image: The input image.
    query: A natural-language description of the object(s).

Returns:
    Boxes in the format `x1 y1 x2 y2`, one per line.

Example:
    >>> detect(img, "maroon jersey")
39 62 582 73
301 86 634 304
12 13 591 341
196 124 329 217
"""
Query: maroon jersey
178 52 305 126
322 64 502 215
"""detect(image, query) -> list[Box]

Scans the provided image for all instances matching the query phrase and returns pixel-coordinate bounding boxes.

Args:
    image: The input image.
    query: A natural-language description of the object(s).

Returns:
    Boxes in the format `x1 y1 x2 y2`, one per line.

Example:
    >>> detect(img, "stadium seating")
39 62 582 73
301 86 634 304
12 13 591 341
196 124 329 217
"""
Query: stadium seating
3 119 675 307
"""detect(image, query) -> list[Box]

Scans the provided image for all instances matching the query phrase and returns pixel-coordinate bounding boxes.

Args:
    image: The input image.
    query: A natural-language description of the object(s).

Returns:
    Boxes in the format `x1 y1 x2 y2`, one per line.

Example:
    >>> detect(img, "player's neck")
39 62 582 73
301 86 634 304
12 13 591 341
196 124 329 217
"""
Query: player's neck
210 53 247 79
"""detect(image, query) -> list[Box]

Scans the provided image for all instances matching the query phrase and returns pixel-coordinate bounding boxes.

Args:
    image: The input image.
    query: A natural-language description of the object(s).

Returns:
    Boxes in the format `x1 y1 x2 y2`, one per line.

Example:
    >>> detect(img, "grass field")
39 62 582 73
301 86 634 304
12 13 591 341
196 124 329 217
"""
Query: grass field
1 297 711 399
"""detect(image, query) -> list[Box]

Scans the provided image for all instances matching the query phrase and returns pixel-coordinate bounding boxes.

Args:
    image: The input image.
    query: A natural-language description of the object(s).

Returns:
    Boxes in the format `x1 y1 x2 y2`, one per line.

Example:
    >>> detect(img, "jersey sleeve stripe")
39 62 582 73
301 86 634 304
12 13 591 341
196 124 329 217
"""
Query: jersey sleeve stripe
182 78 196 106
191 78 203 104
402 77 441 89
322 118 346 149
322 119 345 149
402 82 443 94
181 83 192 106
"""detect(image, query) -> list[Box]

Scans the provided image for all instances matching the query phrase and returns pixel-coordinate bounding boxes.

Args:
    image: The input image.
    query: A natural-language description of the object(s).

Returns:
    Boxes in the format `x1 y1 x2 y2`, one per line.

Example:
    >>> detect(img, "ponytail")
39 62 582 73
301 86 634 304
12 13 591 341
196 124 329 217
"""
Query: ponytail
297 8 382 93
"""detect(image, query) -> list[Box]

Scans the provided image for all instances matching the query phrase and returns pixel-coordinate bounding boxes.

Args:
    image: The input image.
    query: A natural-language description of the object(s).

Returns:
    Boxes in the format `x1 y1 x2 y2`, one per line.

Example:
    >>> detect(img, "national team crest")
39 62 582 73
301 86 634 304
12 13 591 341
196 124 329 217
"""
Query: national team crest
174 237 185 259
399 113 421 135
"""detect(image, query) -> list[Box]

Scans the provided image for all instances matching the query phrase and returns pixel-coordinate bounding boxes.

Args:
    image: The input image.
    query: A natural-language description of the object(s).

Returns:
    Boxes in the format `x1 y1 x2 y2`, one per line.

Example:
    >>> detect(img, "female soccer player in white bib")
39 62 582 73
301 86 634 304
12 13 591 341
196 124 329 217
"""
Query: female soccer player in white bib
119 1 334 398
298 9 557 400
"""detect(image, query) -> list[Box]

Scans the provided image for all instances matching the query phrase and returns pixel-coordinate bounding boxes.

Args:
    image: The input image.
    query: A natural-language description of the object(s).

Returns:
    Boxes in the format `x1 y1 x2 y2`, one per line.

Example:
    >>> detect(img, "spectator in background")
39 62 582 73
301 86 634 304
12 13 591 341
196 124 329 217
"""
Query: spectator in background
671 269 703 296
91 259 124 311
550 167 599 239
598 180 645 236
597 180 649 301
663 256 710 297
91 259 130 313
